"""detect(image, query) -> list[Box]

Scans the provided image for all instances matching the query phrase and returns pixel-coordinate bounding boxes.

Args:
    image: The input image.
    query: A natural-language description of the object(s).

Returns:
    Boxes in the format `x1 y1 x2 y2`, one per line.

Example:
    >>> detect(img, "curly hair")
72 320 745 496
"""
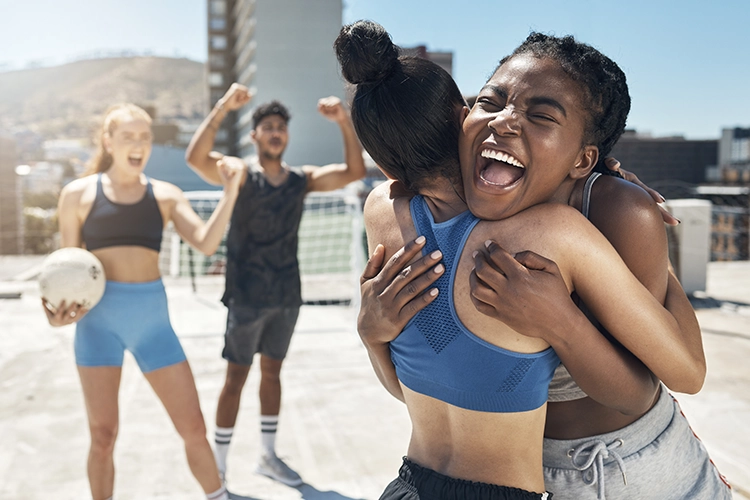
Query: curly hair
498 33 630 176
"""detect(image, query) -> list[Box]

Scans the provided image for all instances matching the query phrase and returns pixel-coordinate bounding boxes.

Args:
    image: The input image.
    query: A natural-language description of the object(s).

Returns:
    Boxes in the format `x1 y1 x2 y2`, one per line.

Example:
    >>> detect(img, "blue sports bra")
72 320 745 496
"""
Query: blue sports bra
81 174 164 252
389 196 561 412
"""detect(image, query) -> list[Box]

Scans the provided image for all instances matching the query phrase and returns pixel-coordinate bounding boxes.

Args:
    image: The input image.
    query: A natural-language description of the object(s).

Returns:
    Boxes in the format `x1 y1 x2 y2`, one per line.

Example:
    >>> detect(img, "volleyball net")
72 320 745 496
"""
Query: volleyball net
159 187 366 306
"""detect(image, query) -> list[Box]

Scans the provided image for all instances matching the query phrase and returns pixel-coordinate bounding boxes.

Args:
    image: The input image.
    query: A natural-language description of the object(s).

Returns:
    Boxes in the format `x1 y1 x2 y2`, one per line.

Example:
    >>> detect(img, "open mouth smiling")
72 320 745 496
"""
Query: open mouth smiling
477 149 526 188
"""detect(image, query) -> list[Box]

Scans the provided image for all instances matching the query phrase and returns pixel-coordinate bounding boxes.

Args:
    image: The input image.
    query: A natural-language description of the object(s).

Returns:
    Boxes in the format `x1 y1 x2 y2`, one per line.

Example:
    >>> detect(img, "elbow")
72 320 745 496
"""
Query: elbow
679 370 706 395
665 367 706 395
201 245 218 257
184 149 197 169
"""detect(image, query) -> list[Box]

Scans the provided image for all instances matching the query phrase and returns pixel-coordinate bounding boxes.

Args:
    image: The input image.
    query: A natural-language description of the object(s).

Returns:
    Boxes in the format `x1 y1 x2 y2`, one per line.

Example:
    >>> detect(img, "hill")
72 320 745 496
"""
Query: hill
0 57 206 139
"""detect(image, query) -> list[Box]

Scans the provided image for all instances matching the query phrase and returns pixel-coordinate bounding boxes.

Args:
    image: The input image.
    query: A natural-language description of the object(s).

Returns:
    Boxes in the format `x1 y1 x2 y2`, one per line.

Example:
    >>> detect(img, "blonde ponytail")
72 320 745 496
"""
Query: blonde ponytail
83 103 152 176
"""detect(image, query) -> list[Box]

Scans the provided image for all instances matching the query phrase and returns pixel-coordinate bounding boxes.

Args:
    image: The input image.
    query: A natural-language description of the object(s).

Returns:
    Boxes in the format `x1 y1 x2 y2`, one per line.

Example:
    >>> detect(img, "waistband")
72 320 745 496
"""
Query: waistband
398 457 550 500
543 385 673 468
104 278 165 293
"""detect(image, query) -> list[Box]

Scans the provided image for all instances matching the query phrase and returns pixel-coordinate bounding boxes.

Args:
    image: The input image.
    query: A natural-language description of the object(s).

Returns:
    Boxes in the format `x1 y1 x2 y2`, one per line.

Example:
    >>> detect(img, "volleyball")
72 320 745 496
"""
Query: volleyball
38 248 106 312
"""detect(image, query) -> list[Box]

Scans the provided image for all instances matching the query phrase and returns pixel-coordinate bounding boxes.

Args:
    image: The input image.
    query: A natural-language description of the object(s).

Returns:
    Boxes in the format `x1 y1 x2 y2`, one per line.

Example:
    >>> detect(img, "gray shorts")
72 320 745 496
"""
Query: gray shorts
543 385 732 500
222 301 300 365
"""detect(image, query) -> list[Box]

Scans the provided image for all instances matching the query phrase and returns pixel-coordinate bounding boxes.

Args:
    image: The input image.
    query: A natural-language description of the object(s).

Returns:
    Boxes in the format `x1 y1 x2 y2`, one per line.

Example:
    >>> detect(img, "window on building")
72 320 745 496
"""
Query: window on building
210 35 227 50
209 17 226 31
210 0 227 16
208 72 224 87
209 53 226 69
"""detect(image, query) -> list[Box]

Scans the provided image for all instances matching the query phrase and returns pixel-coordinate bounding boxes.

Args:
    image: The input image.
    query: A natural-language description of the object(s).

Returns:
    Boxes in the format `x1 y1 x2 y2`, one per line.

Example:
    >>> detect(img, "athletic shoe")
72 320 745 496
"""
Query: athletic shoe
256 454 303 487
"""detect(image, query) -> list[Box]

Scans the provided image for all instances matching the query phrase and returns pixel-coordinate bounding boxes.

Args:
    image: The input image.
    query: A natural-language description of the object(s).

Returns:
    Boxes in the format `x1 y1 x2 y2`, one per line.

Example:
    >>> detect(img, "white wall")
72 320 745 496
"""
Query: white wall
234 0 346 167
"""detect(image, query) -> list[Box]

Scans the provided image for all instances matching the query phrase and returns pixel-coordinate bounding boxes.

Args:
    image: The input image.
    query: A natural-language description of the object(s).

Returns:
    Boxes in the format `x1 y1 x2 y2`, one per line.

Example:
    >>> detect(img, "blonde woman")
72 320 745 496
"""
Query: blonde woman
42 104 242 500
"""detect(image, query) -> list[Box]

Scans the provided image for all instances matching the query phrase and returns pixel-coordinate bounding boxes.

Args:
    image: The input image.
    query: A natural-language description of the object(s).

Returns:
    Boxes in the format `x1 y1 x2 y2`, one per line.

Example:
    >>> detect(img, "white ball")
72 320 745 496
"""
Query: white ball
38 248 106 312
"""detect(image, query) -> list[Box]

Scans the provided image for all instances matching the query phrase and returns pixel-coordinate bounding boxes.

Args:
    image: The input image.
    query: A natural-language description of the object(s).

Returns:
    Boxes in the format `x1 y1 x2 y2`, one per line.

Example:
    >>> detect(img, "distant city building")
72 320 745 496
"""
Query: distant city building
0 135 21 254
609 130 718 187
400 46 453 76
206 0 347 166
718 127 750 184
43 138 91 164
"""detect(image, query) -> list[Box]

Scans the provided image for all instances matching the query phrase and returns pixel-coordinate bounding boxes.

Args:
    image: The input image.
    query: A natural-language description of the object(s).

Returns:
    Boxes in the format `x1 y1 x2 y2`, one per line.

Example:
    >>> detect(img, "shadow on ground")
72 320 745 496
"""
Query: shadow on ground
689 294 750 310
228 483 365 500
298 484 365 500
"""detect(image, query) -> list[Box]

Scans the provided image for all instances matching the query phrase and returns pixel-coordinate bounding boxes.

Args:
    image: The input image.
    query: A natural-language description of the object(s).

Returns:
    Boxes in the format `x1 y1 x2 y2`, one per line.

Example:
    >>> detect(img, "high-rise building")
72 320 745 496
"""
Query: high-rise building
0 135 21 254
206 0 347 166
718 127 750 184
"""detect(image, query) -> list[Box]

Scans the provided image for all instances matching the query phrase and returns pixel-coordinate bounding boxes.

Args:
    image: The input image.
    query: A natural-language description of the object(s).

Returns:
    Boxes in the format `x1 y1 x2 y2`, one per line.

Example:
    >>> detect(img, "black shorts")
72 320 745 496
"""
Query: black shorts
380 458 551 500
222 300 300 365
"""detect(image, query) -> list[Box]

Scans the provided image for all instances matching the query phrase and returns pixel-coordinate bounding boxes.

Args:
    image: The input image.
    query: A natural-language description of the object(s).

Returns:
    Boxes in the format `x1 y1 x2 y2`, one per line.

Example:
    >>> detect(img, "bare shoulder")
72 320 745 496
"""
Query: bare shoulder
61 175 94 195
59 175 96 204
150 178 184 201
363 180 416 258
589 175 664 235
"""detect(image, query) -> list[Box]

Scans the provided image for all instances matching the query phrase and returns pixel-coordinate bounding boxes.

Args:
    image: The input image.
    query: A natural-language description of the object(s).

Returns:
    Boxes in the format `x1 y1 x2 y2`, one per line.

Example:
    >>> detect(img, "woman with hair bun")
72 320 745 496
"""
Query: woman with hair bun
43 103 243 500
341 20 730 500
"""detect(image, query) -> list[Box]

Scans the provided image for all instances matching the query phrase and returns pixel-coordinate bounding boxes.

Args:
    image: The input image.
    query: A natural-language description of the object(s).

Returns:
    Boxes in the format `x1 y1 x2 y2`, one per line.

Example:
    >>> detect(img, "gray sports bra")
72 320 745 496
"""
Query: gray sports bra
547 172 602 403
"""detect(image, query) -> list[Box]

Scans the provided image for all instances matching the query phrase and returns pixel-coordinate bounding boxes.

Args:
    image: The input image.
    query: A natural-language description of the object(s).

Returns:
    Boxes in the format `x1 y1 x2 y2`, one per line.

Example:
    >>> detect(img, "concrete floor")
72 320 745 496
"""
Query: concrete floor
1 262 748 499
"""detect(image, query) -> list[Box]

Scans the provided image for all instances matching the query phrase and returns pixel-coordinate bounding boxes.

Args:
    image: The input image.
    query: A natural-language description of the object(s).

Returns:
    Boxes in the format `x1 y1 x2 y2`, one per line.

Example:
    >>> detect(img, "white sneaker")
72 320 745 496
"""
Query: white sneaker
256 454 303 487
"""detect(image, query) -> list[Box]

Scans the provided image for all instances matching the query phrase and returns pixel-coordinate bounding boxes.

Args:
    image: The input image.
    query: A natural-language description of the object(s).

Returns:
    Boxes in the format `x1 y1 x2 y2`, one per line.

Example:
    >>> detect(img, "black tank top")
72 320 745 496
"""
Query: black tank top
221 163 308 308
81 173 163 252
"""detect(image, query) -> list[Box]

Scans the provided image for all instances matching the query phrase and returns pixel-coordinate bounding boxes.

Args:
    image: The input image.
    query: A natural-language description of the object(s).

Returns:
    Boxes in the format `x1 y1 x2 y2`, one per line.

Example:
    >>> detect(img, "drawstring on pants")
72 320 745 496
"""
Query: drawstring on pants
568 438 628 500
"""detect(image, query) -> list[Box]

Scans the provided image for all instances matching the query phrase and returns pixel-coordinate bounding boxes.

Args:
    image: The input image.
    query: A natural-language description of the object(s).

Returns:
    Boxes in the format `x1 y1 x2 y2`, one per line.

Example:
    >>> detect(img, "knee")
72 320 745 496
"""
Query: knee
89 423 118 455
223 367 250 395
260 359 283 382
177 415 209 445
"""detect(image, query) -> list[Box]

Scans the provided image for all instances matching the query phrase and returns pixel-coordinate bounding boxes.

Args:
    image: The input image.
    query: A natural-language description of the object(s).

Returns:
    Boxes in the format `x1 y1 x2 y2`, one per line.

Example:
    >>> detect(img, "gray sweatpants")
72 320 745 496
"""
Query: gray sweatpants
543 385 732 500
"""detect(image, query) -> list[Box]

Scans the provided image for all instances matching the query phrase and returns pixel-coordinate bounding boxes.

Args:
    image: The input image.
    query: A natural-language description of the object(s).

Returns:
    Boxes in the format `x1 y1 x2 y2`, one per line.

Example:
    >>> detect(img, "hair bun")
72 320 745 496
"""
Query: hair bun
335 20 399 85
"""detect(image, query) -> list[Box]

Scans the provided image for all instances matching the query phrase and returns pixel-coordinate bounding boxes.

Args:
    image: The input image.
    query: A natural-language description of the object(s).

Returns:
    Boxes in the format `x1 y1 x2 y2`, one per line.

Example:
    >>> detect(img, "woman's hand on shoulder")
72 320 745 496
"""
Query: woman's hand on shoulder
470 240 577 342
358 237 444 346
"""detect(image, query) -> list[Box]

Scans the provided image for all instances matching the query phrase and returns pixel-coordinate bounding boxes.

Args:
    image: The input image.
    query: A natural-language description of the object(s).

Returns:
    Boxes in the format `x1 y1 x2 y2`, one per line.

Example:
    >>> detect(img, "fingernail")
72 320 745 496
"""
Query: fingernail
675 218 681 224
415 236 426 245
658 193 666 202
434 264 444 274
430 250 442 260
429 288 439 297
472 251 479 258
484 240 492 248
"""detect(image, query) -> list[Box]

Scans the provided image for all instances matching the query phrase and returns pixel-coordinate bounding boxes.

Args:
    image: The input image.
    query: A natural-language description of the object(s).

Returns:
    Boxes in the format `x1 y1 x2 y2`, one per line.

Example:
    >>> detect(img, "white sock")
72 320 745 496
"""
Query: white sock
214 426 233 475
260 415 279 457
206 485 228 500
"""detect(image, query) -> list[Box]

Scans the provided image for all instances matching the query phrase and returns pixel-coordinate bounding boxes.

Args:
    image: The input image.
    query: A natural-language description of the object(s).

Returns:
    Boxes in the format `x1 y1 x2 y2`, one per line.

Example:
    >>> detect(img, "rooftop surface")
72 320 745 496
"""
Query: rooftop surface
1 259 748 499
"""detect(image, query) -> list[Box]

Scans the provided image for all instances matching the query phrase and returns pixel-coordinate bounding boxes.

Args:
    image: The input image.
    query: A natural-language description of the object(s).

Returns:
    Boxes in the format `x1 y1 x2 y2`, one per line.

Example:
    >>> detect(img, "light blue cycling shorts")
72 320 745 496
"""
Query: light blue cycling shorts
75 279 186 373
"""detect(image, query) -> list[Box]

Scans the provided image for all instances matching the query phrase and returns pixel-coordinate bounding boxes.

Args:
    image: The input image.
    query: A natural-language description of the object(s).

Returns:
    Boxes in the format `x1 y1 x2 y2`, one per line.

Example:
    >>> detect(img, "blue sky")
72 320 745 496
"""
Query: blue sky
1 0 747 139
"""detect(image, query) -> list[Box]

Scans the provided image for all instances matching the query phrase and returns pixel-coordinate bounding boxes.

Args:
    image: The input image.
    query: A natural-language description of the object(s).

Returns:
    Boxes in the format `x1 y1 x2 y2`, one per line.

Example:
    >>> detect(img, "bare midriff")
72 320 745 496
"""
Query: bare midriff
403 385 547 494
91 246 161 283
545 389 660 440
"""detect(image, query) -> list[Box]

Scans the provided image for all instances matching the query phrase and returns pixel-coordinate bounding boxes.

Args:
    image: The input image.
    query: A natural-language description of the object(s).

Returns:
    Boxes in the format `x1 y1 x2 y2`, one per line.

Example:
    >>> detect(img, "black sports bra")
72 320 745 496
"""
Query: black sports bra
81 174 163 252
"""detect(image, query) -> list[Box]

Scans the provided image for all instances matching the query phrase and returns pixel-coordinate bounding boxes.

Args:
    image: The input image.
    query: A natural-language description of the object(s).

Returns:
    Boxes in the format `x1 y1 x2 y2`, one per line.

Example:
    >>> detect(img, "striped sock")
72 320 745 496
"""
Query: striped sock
206 485 228 500
214 426 233 477
260 415 279 457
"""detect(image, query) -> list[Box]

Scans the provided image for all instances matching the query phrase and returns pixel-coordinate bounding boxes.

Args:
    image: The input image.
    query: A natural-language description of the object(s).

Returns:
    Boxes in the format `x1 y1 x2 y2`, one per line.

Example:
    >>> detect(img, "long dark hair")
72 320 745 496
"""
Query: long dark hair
335 20 467 192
